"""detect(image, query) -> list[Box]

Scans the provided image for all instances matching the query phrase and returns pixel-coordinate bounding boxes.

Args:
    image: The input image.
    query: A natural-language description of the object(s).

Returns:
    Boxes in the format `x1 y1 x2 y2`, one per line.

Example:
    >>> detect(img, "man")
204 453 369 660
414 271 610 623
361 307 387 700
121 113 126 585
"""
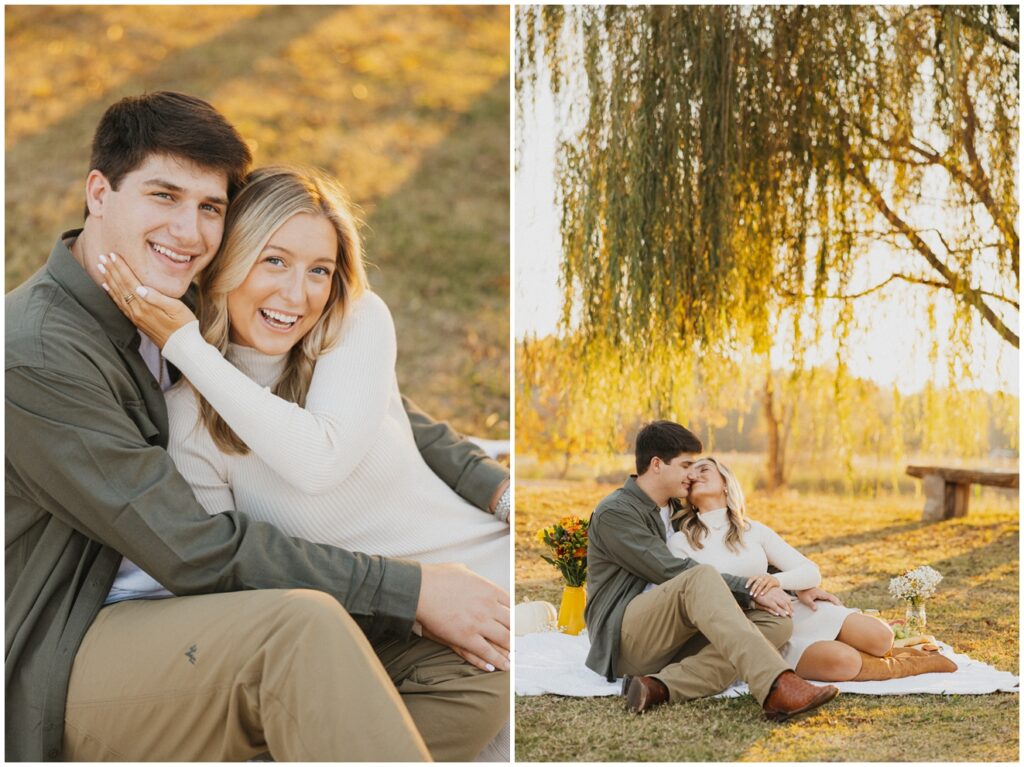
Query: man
585 420 839 719
6 92 510 761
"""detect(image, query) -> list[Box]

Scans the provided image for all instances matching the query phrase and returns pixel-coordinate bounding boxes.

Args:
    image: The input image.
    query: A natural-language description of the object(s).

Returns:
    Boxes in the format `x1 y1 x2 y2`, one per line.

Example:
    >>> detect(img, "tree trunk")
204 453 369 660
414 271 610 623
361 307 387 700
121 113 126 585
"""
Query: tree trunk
761 376 786 491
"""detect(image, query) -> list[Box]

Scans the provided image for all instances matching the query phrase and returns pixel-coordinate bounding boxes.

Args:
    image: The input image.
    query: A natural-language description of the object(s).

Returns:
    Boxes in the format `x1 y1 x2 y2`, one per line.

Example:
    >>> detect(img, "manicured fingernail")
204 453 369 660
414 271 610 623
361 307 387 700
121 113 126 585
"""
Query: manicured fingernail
485 663 495 672
101 283 109 292
99 254 107 264
97 263 106 274
136 286 148 298
109 252 117 262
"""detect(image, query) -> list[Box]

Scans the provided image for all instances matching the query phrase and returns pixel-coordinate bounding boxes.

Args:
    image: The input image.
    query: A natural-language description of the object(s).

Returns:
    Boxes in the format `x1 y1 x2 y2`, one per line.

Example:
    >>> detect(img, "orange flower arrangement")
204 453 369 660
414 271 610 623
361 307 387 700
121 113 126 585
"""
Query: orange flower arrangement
535 515 589 587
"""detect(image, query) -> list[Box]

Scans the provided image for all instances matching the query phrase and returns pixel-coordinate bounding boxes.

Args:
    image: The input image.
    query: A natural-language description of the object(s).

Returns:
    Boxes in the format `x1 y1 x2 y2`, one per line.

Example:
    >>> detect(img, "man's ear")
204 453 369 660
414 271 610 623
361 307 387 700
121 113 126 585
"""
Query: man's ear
84 170 112 218
650 456 662 474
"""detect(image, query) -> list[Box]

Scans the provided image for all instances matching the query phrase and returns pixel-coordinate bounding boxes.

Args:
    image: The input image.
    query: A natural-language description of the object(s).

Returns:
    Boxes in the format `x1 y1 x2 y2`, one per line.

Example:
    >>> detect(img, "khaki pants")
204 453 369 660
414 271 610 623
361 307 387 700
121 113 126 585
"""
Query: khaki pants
62 590 507 761
618 564 791 705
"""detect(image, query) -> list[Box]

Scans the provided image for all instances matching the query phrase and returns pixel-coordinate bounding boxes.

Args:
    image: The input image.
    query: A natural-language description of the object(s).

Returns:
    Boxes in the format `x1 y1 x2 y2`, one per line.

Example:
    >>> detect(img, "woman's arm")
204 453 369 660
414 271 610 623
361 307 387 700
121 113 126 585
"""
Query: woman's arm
754 522 822 590
161 292 396 494
103 253 505 505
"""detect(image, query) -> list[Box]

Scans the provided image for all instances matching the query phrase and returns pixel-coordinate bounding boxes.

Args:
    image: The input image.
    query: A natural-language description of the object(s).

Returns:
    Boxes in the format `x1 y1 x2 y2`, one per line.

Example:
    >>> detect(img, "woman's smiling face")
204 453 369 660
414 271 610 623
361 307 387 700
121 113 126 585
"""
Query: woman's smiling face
226 212 338 355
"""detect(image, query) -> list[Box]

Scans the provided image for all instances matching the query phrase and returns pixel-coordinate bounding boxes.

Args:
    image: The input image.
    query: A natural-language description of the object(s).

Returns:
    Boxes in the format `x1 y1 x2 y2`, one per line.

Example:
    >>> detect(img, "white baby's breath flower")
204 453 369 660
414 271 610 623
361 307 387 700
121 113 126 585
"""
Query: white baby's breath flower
888 565 942 601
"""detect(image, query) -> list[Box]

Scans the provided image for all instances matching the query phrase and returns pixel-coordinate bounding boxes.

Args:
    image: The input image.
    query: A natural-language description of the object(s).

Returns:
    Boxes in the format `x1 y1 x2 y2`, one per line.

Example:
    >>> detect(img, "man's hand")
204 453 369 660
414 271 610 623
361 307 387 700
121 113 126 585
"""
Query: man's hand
417 563 510 673
752 586 793 617
795 586 843 612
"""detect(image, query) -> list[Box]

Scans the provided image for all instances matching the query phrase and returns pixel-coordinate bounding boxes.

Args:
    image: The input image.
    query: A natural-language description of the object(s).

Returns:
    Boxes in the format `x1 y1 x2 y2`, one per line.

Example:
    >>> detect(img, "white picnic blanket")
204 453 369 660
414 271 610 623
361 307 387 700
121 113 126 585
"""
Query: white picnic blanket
514 630 1019 697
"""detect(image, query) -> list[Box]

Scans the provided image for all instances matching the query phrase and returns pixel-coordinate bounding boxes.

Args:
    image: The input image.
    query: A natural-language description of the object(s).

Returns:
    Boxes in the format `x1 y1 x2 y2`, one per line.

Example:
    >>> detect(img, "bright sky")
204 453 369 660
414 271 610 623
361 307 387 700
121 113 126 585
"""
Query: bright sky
515 65 1019 397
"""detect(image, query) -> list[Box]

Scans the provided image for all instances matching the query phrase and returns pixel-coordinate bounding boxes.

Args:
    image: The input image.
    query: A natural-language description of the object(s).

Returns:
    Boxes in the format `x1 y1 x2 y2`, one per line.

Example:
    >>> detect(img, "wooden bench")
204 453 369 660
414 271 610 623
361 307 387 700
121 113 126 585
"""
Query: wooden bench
906 465 1019 521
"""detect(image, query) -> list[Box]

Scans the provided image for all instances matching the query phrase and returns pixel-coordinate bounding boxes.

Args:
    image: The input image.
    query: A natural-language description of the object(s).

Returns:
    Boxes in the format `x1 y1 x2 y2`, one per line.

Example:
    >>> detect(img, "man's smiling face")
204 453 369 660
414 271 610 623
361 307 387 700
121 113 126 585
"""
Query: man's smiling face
657 452 698 502
88 153 228 298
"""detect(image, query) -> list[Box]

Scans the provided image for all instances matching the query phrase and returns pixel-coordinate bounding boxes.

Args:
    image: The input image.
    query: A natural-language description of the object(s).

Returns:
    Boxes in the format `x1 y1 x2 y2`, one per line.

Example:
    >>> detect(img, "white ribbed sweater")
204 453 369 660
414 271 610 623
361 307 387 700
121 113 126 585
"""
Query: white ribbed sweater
162 291 509 589
666 508 821 591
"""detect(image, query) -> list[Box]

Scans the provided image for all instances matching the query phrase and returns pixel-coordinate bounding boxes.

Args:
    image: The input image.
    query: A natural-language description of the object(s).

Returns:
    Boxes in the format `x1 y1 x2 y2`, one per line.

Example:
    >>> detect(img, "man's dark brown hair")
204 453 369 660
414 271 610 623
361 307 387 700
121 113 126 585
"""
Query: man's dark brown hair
635 420 703 474
84 91 252 217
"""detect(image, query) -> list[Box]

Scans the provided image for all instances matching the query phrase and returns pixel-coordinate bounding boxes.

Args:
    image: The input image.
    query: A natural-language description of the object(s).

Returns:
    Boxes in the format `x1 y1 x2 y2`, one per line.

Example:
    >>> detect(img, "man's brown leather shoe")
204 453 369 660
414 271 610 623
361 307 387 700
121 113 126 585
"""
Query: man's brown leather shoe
622 674 670 713
762 671 839 722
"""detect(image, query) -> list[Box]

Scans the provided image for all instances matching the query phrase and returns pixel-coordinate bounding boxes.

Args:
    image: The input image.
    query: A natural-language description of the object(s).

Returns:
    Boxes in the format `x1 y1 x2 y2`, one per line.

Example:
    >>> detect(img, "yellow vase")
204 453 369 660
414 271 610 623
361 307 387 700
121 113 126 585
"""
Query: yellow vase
558 584 587 636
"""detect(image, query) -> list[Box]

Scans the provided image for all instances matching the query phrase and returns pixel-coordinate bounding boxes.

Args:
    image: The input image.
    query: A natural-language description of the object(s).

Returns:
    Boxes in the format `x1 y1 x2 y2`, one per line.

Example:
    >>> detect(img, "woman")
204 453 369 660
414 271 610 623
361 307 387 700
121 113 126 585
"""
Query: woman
102 165 510 758
667 457 956 682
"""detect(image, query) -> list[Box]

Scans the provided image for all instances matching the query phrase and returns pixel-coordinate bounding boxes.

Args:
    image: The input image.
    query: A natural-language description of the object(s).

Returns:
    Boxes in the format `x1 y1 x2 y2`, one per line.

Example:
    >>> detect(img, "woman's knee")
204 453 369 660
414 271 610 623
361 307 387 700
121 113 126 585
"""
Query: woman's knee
840 613 894 657
861 617 895 656
829 644 864 681
797 641 862 682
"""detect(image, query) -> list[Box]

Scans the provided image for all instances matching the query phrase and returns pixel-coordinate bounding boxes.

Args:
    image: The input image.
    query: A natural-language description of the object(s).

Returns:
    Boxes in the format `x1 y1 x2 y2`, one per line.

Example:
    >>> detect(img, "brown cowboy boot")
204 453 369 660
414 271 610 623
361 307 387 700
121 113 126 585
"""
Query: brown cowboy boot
762 671 840 722
853 647 957 681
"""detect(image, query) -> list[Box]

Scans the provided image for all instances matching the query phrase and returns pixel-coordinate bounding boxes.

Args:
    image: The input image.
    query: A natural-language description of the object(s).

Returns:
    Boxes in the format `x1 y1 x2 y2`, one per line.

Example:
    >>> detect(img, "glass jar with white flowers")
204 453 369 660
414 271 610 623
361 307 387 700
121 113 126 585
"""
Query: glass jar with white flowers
889 565 943 635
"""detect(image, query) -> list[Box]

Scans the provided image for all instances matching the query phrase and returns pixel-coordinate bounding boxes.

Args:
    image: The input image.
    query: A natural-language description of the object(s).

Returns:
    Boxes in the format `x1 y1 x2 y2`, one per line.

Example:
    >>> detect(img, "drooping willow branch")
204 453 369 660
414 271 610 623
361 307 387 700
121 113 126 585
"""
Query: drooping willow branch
849 158 1019 347
776 272 1020 309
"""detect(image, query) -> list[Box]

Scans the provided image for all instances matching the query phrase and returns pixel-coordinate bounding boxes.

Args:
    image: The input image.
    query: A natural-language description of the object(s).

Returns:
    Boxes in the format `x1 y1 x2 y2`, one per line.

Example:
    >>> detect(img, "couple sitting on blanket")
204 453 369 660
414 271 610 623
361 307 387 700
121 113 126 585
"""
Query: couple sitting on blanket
7 92 509 761
586 420 956 719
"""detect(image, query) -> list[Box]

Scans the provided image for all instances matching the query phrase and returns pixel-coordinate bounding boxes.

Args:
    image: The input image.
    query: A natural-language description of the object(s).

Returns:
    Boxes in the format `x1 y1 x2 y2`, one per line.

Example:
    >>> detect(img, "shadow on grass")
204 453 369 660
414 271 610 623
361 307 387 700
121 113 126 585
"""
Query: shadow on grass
833 530 1019 604
6 6 334 153
366 74 510 431
797 520 928 556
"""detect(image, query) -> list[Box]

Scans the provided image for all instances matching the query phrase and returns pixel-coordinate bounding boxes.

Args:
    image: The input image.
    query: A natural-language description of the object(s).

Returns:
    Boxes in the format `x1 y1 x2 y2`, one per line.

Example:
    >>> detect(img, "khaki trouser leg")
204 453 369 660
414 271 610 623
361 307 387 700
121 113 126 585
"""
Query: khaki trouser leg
656 606 793 704
63 590 431 762
618 564 791 704
374 635 509 762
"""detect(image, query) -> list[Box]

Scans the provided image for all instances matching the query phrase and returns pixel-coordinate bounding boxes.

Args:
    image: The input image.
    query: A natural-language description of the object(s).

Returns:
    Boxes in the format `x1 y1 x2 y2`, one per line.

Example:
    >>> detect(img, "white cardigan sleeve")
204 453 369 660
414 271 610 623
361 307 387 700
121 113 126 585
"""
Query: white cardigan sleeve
753 521 822 590
165 383 237 515
162 292 397 495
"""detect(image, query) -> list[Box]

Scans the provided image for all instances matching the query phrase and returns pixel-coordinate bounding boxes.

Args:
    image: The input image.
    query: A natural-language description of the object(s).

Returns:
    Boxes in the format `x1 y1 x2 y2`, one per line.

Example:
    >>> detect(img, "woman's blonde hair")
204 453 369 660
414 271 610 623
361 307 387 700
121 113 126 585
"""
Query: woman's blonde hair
193 165 368 454
672 456 750 553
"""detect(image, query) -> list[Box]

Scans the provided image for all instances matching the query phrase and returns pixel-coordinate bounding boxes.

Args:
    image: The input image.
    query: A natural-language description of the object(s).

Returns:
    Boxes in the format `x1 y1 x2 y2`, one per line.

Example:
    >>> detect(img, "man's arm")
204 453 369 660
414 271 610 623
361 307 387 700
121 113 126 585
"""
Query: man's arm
592 506 753 607
9 361 510 668
403 395 509 512
7 363 421 641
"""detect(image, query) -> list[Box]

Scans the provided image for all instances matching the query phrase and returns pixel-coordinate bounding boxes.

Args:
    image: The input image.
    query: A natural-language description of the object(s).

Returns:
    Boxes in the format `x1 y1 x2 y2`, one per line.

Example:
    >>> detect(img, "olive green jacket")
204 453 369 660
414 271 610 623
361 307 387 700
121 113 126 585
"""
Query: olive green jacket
584 476 753 681
4 233 508 761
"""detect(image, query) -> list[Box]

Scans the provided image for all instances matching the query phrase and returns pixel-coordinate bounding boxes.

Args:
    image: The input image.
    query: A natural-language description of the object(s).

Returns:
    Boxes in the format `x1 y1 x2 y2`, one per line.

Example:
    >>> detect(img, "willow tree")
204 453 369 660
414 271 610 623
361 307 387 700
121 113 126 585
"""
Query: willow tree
517 5 1018 484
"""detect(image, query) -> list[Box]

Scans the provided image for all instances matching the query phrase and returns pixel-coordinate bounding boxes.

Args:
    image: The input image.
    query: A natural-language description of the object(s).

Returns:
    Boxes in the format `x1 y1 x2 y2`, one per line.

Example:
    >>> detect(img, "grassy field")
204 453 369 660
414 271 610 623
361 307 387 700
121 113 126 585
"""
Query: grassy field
5 5 509 437
515 478 1019 762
